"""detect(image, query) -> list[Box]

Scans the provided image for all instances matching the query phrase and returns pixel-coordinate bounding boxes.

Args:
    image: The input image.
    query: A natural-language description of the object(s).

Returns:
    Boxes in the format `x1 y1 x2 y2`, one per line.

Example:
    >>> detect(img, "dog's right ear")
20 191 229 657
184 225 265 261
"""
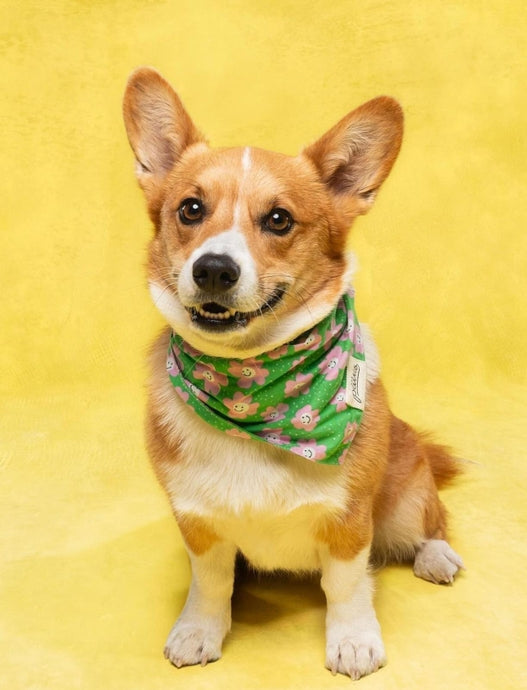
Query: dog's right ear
123 67 205 203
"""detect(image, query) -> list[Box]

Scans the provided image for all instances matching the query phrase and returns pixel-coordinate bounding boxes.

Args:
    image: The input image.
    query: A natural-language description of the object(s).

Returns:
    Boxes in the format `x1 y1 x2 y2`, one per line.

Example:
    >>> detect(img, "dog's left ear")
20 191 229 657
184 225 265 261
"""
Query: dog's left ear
303 97 403 218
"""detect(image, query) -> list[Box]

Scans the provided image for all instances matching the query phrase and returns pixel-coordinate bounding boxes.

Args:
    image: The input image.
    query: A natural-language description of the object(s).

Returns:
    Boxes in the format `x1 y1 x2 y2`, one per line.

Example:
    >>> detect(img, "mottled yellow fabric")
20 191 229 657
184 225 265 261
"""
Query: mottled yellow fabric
1 2 526 689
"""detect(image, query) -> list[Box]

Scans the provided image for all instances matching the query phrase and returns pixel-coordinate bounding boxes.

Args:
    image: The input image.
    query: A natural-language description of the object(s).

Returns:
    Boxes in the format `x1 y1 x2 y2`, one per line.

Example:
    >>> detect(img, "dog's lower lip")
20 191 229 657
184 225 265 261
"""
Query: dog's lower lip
186 287 286 330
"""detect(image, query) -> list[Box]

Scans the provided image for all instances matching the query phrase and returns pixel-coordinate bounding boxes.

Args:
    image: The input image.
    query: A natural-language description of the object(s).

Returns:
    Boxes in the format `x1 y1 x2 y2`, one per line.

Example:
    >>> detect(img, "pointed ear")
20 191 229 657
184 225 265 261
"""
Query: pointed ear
303 96 403 217
123 67 205 200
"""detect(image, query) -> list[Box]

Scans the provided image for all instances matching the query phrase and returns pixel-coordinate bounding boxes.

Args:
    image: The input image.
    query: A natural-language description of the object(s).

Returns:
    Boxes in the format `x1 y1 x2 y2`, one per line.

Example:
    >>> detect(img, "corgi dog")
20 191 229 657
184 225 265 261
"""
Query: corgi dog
123 67 463 680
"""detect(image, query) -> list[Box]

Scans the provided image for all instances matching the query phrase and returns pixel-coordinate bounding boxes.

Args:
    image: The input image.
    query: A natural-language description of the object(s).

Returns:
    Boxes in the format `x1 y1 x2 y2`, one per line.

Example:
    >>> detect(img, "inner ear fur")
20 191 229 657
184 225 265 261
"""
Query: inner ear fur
303 96 403 216
123 67 205 199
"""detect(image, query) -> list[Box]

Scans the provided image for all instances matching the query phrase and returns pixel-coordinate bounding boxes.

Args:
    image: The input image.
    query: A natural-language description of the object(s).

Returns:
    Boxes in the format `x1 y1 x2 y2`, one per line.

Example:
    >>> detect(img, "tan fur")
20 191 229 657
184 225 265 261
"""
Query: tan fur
124 67 463 680
316 380 390 559
176 514 220 556
371 415 457 564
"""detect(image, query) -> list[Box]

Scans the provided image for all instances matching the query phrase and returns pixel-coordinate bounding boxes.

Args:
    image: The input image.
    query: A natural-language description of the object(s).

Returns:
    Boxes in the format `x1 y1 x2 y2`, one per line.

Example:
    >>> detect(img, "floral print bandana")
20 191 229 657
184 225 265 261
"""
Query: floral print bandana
166 290 366 465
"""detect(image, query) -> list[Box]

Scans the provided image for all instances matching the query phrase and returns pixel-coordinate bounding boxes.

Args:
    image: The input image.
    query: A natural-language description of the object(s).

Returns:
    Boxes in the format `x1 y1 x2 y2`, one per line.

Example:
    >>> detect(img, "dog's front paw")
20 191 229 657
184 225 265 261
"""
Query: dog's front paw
326 631 386 680
164 620 224 668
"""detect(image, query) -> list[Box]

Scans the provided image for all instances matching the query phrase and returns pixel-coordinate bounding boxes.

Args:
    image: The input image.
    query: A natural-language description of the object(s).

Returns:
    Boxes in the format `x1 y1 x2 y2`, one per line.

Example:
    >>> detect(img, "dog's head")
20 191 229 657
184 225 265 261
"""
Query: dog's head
123 68 403 358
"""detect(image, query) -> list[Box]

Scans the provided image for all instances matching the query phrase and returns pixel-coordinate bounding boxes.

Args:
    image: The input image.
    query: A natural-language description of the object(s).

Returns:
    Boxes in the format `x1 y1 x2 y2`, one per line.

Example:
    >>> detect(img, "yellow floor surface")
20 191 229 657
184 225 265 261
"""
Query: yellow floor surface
2 1 526 689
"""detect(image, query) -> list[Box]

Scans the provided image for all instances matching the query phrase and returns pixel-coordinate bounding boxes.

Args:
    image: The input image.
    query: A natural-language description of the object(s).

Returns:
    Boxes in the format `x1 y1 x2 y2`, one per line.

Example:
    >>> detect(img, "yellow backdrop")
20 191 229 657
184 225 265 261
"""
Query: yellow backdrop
1 1 526 688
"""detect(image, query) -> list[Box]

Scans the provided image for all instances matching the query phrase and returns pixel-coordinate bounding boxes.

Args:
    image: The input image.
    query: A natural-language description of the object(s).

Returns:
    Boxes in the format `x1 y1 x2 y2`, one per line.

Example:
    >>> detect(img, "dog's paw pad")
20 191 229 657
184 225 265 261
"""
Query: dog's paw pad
326 632 386 680
414 539 465 584
164 623 222 668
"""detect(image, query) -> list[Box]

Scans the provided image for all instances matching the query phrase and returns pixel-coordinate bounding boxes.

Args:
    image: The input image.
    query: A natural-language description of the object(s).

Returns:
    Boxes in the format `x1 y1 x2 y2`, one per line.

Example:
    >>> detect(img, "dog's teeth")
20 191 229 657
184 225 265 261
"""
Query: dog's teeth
197 307 232 320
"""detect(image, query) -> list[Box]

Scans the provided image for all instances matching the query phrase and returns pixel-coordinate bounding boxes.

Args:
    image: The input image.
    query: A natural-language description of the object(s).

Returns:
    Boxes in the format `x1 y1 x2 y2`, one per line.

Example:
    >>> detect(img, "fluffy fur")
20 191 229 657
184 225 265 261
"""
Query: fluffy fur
123 67 463 680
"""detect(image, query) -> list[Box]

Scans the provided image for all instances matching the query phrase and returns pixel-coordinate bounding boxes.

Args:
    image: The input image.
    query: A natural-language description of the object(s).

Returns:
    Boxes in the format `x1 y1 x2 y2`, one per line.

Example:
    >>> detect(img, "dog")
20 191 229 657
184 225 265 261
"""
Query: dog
123 67 464 680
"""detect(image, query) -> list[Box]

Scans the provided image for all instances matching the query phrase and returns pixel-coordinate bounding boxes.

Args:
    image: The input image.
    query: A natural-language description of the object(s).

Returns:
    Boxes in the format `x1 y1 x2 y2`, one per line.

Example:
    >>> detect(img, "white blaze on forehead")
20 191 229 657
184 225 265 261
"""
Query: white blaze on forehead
189 227 251 258
242 146 252 173
232 147 252 230
233 200 241 228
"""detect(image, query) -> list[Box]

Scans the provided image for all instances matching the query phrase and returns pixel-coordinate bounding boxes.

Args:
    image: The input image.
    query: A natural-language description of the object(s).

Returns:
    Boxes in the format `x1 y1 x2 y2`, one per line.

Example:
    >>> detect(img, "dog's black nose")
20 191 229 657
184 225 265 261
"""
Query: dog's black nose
192 253 240 292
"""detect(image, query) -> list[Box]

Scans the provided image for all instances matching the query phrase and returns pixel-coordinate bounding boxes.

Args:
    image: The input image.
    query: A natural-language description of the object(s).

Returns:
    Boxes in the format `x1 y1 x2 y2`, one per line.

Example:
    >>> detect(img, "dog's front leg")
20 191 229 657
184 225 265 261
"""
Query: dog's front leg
319 545 386 680
164 537 237 668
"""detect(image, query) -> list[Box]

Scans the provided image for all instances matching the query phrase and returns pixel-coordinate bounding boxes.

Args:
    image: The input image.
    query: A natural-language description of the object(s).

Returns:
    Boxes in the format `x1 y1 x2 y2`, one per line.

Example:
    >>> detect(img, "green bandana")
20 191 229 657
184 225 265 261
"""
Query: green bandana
167 290 366 465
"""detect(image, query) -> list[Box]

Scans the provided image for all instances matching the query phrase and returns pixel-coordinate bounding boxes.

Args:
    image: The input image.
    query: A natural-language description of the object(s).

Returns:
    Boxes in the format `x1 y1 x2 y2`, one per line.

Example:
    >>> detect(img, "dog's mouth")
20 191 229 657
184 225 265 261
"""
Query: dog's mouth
186 286 286 331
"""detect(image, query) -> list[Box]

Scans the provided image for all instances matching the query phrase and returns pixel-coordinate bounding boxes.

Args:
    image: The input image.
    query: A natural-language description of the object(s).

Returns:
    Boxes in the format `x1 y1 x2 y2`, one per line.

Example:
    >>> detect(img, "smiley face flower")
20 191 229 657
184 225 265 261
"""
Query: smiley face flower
291 404 320 432
166 353 180 376
223 392 259 419
255 428 291 445
193 361 228 395
294 330 322 352
320 345 348 382
284 372 313 398
291 440 327 461
228 358 269 388
261 403 289 422
330 387 347 412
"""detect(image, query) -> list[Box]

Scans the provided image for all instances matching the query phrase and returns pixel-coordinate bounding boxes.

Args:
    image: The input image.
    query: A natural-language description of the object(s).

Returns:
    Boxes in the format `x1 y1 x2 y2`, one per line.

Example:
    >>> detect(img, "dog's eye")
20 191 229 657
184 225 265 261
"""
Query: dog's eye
179 198 205 225
263 208 294 235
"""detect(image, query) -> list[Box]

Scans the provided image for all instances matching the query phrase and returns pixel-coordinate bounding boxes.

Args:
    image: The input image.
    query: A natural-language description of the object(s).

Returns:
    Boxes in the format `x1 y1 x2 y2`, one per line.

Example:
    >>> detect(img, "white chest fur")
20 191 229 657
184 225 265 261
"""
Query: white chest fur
153 369 348 570
151 326 380 572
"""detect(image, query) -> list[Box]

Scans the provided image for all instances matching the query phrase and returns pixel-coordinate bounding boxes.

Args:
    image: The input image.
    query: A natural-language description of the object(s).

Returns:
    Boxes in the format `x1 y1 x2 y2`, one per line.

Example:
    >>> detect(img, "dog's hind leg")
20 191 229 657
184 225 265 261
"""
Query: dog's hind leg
371 416 464 584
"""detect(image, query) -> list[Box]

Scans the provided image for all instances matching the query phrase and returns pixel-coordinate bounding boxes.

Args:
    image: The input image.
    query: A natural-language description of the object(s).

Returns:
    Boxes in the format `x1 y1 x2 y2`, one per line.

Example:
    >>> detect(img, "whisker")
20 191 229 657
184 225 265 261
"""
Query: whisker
285 286 317 323
151 283 174 308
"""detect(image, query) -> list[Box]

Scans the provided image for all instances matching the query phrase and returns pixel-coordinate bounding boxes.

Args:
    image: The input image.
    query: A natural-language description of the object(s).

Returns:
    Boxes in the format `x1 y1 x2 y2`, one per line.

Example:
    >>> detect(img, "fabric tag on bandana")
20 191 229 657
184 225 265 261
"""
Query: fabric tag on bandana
346 357 367 411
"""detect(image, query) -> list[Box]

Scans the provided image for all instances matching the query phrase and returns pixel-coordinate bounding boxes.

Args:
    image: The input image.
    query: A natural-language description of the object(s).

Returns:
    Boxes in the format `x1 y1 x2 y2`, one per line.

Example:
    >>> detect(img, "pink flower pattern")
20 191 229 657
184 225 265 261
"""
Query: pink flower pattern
291 440 327 461
267 343 290 360
336 449 348 465
261 403 289 422
320 345 348 381
223 392 259 419
256 428 291 445
193 361 228 395
284 372 313 398
330 387 347 412
291 405 320 432
228 358 269 389
166 353 180 376
294 330 322 352
343 421 359 444
174 386 189 403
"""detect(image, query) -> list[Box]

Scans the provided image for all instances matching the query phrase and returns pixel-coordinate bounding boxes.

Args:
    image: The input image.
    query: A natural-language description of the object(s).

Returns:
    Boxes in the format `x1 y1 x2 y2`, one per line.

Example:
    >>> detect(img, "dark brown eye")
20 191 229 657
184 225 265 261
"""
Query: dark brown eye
263 208 294 235
179 198 204 225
